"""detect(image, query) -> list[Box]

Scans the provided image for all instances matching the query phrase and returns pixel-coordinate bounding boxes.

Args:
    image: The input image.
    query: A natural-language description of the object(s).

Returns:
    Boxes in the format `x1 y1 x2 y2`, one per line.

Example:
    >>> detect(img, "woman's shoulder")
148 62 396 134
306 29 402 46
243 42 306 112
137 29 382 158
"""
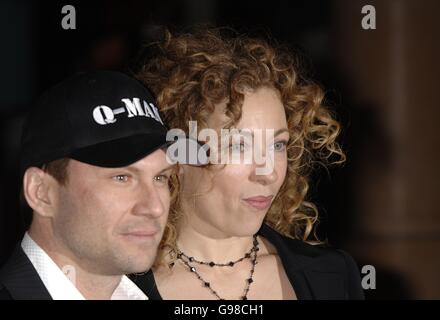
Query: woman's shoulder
259 223 363 279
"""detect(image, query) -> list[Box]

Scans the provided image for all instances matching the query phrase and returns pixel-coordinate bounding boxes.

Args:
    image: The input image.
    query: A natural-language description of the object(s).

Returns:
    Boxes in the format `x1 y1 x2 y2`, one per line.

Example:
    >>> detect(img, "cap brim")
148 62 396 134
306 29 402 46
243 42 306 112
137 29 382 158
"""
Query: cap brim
70 133 168 168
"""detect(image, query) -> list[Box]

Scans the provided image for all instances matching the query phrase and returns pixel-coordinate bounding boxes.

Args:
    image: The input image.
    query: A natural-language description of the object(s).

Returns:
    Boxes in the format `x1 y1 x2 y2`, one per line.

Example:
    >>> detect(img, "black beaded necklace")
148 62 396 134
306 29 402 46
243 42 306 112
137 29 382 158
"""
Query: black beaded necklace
176 235 259 300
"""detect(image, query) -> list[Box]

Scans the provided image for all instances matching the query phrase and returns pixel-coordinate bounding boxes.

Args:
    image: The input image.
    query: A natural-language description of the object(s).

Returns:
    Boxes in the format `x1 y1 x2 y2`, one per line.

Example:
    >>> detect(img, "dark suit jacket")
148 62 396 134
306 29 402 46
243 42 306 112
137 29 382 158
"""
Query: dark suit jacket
132 223 365 300
0 245 52 300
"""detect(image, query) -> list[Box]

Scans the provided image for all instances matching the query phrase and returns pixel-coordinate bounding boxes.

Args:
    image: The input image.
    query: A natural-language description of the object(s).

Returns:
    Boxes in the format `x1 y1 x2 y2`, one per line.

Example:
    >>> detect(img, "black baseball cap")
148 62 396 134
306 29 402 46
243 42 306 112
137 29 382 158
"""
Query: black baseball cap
20 70 168 173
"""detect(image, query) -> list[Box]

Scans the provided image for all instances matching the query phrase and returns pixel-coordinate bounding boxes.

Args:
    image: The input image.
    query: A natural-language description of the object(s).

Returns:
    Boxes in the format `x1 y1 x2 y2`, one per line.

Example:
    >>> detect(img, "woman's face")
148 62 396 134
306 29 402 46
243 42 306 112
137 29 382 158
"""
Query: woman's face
180 86 289 238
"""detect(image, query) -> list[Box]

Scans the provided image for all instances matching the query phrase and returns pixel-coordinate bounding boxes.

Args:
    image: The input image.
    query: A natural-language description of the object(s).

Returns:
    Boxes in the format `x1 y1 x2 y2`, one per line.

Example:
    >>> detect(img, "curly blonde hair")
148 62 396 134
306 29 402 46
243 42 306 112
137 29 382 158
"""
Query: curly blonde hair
135 27 345 266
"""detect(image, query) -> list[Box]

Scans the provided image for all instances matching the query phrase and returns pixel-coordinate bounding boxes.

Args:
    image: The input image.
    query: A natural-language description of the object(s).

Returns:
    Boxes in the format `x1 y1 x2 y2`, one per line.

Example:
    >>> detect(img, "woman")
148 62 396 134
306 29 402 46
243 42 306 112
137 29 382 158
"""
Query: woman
133 28 364 300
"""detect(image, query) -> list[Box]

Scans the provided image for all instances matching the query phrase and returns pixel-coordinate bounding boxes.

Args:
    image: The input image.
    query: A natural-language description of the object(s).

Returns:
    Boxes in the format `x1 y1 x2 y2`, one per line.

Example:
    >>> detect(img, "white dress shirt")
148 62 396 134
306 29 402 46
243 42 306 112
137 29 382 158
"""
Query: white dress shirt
21 233 148 300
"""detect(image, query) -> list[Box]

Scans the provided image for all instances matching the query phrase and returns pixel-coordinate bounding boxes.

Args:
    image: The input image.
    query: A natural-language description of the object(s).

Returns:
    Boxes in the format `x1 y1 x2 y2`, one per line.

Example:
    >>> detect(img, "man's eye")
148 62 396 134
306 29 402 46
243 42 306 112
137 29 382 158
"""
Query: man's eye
113 175 129 182
154 174 170 182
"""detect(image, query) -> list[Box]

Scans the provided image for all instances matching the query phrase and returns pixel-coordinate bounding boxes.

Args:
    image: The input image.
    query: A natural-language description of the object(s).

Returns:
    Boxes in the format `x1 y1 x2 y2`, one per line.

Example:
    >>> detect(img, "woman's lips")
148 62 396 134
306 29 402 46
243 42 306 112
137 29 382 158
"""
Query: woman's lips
242 195 274 210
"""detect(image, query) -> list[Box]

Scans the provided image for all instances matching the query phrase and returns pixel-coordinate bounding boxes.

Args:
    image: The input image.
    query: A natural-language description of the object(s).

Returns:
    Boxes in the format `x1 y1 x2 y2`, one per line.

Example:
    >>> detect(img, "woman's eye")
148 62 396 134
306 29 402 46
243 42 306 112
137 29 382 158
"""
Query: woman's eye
113 175 129 182
273 141 287 151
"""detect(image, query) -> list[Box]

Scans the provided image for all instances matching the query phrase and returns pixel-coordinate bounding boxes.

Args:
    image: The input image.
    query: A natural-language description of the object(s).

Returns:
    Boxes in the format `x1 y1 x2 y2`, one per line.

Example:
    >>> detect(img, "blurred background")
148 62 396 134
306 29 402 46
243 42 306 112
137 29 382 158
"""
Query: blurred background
0 0 439 299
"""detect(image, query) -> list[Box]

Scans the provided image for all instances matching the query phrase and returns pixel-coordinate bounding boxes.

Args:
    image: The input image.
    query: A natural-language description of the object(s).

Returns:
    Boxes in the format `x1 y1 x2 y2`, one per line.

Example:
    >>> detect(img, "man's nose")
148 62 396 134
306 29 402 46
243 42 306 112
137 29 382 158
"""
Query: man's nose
131 183 166 218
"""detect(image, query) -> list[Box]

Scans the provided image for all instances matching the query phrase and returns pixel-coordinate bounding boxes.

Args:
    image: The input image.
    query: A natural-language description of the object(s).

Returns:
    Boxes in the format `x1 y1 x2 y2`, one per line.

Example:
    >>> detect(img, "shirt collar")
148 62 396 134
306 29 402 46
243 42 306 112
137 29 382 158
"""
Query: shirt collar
21 233 148 300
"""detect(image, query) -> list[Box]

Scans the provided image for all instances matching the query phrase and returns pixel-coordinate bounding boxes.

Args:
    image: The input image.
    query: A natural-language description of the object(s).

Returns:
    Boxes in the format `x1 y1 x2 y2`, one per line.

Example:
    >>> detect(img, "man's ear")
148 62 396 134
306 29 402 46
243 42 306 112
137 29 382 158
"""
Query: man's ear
23 167 58 218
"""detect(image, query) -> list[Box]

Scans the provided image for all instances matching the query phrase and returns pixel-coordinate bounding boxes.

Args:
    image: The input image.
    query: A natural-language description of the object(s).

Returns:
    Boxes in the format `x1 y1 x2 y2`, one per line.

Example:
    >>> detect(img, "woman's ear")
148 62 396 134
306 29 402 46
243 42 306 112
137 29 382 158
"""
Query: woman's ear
23 167 57 218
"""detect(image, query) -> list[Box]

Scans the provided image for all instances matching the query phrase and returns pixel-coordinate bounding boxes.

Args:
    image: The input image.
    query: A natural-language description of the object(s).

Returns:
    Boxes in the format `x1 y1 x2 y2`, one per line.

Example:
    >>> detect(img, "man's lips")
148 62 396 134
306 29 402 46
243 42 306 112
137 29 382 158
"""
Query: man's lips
242 195 274 210
121 229 159 240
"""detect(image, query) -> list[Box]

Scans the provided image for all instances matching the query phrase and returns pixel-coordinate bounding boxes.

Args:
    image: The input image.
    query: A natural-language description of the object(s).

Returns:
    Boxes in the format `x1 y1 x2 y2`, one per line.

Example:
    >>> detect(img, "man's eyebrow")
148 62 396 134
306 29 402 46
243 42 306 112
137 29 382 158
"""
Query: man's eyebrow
114 164 175 175
120 166 141 174
159 164 175 173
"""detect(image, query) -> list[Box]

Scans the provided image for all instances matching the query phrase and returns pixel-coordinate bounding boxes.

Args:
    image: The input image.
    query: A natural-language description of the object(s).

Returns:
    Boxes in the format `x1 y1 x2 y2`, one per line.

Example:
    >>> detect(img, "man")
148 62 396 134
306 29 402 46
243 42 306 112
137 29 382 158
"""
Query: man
0 71 172 299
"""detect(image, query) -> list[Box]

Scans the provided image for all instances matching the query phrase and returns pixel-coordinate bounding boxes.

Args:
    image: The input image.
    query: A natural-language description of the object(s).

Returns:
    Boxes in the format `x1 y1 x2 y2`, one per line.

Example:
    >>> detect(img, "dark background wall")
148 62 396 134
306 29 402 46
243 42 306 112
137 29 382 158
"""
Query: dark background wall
0 0 438 299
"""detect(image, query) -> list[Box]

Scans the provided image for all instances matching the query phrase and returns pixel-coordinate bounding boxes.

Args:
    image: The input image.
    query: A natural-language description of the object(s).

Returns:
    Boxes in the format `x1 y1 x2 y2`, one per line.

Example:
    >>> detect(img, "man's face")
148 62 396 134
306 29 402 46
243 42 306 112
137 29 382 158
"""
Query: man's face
52 148 172 275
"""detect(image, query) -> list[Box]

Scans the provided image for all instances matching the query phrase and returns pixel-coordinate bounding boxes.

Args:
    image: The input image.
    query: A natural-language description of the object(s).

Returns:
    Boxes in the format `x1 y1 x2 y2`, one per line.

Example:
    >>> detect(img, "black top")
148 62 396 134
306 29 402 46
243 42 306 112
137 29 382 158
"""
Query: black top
131 223 365 300
0 245 52 300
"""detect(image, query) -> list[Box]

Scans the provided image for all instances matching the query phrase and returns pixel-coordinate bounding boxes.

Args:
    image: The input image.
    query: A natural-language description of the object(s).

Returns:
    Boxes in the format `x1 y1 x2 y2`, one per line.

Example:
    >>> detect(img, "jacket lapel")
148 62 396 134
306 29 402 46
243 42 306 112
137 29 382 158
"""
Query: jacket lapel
258 224 346 300
0 245 52 300
302 268 346 299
